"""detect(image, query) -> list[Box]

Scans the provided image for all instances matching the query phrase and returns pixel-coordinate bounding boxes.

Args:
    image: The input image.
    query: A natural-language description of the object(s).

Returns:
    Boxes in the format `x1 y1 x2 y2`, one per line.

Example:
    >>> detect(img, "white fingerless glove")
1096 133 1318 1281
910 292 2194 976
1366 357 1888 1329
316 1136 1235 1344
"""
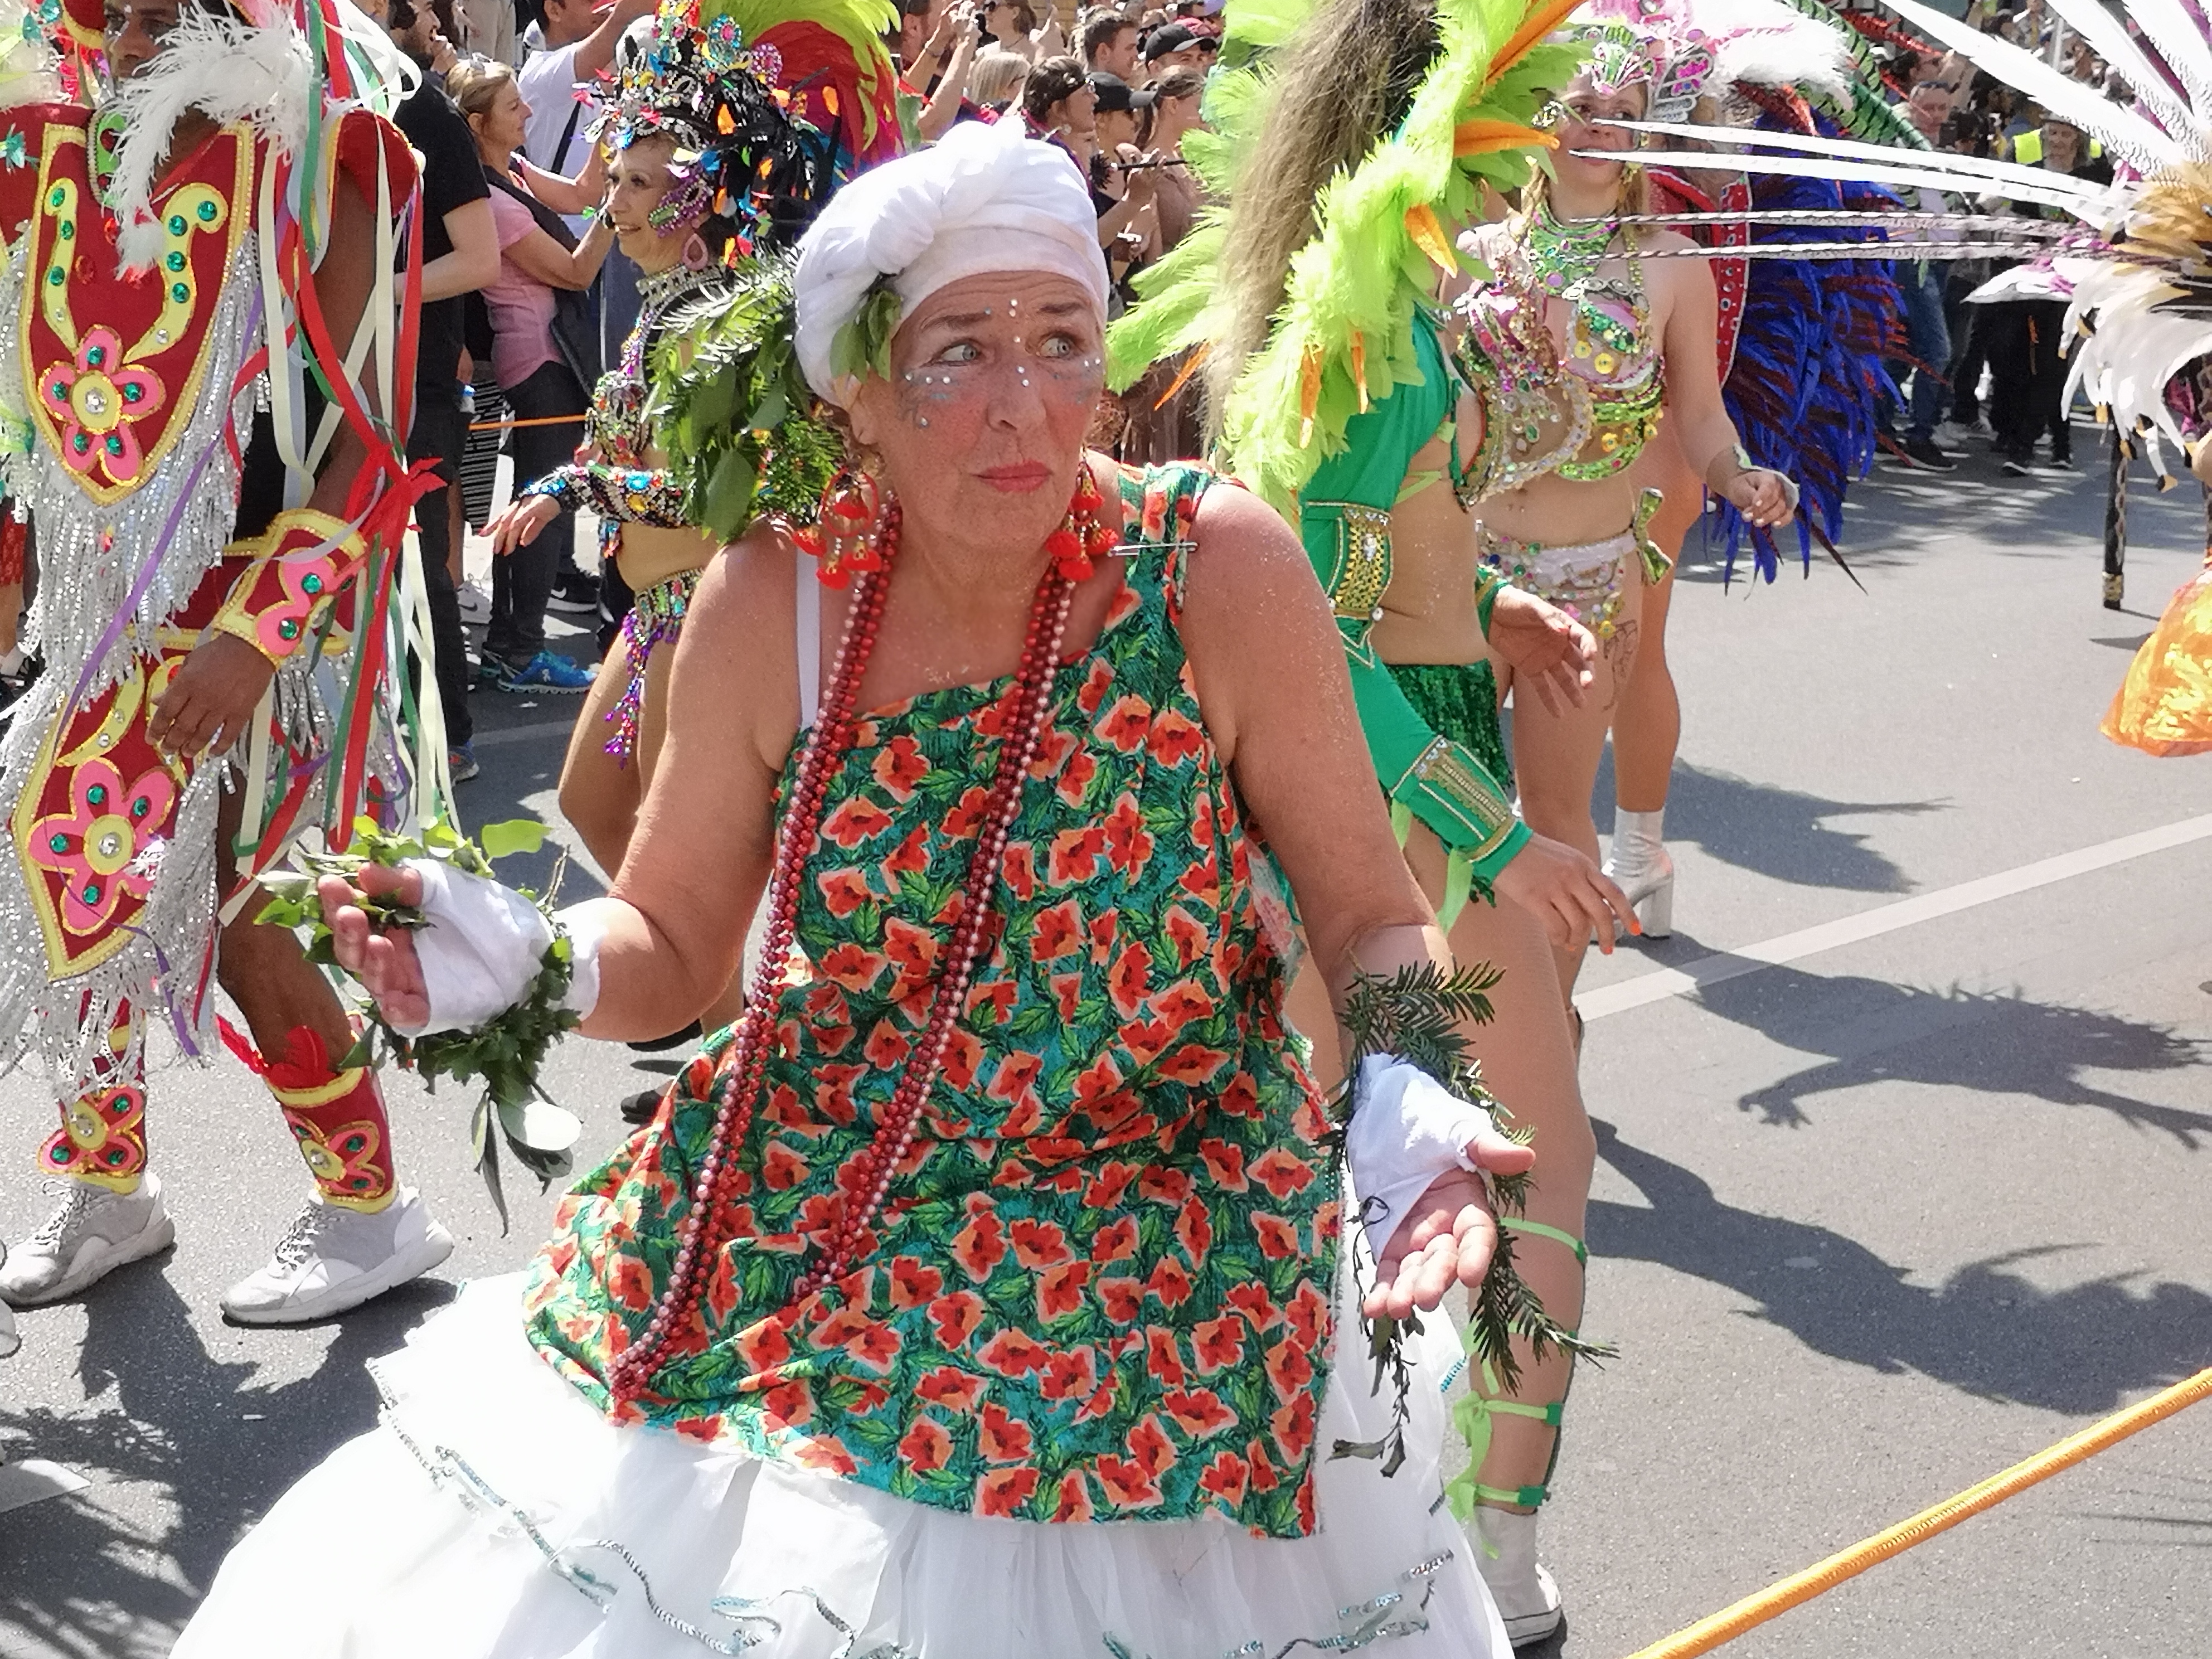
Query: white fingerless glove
395 861 604 1037
1343 1054 1495 1257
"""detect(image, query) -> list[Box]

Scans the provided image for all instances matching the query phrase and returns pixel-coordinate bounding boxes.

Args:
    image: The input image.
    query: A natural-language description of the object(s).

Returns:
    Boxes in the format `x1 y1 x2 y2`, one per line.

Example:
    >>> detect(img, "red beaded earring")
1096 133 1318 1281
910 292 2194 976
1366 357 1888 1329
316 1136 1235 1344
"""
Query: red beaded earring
1045 467 1116 583
799 467 884 588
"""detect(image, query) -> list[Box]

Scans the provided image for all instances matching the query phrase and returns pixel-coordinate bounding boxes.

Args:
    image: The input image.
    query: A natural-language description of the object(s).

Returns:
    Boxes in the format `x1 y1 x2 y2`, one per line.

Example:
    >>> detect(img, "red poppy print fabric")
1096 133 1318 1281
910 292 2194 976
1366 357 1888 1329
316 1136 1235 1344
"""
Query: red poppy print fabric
523 464 1341 1540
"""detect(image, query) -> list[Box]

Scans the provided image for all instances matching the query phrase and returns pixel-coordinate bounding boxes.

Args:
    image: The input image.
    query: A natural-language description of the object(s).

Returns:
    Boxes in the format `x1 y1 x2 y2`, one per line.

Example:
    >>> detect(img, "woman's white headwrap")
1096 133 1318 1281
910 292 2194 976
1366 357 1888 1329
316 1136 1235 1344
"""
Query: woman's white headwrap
793 120 1110 404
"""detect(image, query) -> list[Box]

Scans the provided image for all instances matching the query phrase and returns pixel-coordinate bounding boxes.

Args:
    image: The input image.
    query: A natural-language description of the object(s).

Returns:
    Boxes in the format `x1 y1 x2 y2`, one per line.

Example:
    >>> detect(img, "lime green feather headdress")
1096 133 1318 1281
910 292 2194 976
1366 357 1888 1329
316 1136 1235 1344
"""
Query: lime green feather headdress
1107 0 1586 515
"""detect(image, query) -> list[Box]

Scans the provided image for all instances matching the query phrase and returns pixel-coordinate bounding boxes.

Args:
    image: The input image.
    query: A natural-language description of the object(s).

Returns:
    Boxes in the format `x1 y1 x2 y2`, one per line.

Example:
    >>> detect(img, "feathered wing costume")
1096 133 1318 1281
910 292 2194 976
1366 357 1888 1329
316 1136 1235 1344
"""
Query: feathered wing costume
1600 0 2212 750
1107 0 1581 925
1616 0 1907 583
1108 0 1583 515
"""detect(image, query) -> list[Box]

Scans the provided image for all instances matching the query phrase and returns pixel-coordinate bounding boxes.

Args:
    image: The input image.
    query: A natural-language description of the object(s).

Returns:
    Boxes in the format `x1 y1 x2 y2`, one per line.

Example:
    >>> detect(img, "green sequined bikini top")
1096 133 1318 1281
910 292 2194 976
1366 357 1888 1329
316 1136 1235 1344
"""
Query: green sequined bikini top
1451 205 1665 498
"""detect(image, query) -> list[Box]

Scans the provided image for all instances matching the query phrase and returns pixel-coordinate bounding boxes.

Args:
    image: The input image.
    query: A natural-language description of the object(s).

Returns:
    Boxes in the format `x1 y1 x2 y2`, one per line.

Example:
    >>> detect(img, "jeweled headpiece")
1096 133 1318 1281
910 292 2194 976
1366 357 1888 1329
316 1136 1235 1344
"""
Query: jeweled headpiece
589 0 834 250
1564 1 1716 122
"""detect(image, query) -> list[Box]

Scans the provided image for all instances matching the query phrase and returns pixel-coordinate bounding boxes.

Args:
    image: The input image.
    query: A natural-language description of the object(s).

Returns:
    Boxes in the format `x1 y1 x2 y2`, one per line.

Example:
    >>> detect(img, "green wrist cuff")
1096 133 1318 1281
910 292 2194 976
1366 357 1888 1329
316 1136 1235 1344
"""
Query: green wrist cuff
1475 570 1503 639
1471 818 1531 883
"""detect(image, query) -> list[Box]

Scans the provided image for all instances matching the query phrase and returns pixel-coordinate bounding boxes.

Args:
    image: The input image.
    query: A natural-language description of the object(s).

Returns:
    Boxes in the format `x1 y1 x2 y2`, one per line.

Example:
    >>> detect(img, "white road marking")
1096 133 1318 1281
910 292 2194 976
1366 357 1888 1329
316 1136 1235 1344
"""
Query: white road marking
1578 813 2212 1021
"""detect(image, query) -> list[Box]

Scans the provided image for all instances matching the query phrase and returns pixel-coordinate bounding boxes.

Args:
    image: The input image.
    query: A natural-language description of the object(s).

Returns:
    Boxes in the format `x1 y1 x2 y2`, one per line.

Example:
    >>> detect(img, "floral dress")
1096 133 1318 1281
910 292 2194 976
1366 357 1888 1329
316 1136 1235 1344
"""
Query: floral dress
523 463 1343 1540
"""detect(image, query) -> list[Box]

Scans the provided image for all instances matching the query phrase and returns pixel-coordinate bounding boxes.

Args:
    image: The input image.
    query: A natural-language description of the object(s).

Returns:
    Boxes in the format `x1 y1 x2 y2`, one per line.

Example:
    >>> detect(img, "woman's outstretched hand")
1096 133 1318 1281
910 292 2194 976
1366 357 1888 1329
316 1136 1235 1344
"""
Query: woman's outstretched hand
1492 831 1637 952
1363 1119 1539 1321
316 864 433 1031
488 493 560 556
1485 586 1595 716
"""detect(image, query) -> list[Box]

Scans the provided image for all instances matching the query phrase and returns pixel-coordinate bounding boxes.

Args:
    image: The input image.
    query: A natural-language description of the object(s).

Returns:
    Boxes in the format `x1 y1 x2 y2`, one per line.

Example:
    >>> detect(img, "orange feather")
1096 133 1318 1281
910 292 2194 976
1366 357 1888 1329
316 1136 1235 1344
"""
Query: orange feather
1486 0 1583 89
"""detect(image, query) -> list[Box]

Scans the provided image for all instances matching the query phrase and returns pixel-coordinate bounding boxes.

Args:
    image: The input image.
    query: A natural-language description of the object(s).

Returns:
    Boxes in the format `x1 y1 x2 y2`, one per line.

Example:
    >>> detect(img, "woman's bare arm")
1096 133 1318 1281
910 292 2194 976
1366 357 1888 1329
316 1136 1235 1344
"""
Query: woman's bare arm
577 527 802 1037
1651 243 1794 525
504 215 615 292
1176 483 1445 996
516 148 607 218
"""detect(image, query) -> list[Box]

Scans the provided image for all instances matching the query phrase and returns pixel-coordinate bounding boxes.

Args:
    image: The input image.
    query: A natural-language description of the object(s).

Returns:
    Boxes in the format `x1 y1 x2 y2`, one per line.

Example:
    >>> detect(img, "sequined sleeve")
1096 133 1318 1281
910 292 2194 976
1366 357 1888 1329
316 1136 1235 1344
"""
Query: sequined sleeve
524 461 691 528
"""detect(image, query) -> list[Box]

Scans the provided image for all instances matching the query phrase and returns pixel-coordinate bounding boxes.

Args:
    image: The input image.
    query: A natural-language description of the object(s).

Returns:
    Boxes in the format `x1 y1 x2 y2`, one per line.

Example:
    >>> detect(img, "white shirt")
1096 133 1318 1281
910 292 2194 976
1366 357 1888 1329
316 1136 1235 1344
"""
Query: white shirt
519 41 593 175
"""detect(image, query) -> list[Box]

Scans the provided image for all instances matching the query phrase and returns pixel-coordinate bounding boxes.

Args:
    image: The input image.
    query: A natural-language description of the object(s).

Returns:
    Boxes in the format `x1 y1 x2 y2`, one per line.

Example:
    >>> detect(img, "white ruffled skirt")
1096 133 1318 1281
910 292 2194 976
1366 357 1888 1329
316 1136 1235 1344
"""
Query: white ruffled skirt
174 1268 1507 1658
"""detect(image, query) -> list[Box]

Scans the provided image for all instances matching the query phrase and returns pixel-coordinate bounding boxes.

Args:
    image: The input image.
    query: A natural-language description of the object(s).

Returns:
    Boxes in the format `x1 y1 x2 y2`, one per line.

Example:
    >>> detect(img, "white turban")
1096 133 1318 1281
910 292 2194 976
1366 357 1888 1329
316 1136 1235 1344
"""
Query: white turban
793 120 1111 403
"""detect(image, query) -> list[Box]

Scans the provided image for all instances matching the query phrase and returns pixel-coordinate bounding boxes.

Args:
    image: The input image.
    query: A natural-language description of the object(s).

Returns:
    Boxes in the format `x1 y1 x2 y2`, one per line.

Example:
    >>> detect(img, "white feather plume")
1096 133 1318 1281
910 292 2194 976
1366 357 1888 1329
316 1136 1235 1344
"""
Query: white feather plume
105 5 314 272
1697 0 1852 107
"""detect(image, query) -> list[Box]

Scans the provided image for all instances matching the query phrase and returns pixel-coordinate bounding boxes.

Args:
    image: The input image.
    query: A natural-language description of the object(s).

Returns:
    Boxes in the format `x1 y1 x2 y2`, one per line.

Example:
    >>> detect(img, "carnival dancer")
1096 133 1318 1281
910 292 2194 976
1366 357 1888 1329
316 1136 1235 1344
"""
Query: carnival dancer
173 119 1573 1657
1455 13 1797 1001
1608 0 1913 939
487 0 870 1053
1108 0 1644 1641
0 0 454 1323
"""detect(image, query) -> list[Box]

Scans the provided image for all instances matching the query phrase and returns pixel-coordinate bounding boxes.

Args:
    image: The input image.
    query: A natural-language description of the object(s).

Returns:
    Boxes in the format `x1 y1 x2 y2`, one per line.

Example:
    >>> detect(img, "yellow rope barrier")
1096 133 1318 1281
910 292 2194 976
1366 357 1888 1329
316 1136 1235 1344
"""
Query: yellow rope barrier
1623 1365 2212 1659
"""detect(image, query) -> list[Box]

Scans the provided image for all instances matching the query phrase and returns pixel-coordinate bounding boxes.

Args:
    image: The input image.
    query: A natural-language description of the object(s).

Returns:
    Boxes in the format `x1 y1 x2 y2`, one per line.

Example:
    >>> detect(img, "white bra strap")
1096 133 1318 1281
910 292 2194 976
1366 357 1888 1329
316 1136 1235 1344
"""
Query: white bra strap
794 551 822 731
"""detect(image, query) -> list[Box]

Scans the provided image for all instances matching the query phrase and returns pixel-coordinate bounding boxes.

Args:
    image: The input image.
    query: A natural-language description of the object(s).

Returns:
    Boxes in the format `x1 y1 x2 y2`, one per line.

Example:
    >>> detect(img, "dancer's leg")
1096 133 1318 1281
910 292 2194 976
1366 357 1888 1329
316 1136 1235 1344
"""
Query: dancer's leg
1500 550 1643 997
1 1002 174 1307
1613 462 1692 816
1607 465 1694 938
557 628 646 880
215 788 452 1321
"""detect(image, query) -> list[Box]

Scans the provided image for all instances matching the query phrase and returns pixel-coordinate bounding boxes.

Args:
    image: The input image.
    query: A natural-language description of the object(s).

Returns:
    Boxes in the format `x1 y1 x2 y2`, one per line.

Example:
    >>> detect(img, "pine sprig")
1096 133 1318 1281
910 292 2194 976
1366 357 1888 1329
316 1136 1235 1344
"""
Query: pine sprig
1327 963 1614 1475
255 817 584 1233
648 254 841 542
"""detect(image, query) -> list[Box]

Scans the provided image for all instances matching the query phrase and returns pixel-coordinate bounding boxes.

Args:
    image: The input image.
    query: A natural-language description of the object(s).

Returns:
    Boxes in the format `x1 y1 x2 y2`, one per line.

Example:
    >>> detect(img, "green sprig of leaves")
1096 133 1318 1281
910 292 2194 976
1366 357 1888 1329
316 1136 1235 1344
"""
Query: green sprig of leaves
1327 963 1615 1474
830 279 902 387
255 816 584 1234
647 253 841 542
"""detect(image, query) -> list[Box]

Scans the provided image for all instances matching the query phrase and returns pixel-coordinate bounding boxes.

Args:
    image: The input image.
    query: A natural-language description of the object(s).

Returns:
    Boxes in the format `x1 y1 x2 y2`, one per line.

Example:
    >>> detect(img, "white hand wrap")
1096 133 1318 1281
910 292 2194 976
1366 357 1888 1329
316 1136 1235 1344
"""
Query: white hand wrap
1343 1054 1494 1257
395 861 604 1037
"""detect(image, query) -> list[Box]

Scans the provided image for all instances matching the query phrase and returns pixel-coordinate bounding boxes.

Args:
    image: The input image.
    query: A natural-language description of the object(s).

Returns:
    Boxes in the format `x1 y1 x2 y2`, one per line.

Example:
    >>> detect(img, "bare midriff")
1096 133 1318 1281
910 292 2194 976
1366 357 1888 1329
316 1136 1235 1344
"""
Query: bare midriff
617 521 719 594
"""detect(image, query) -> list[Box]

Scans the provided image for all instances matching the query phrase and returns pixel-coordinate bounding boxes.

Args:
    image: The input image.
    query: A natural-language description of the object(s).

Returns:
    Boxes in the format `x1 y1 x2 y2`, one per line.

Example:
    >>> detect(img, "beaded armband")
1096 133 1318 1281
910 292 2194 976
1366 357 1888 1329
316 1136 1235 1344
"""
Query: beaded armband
210 509 365 664
525 462 690 528
1307 501 1394 649
1389 735 1526 875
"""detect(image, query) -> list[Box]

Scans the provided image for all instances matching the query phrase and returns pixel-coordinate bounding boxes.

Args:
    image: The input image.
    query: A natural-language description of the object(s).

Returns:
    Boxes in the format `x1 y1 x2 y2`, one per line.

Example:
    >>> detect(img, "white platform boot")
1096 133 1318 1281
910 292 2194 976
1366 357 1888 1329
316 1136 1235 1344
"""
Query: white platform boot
1472 1505 1564 1647
1603 804 1674 939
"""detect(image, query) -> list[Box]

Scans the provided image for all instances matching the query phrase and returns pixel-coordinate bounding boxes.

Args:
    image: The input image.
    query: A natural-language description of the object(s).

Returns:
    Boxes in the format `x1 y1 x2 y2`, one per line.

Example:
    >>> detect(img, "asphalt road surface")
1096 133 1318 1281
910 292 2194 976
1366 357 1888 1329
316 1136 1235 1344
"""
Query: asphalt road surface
2 423 2208 1658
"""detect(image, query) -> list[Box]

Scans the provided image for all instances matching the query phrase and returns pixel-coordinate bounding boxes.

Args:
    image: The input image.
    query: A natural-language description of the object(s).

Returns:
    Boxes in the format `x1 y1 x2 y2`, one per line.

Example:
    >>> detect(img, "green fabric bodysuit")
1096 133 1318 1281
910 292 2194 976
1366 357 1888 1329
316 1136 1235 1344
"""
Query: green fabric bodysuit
1298 308 1526 921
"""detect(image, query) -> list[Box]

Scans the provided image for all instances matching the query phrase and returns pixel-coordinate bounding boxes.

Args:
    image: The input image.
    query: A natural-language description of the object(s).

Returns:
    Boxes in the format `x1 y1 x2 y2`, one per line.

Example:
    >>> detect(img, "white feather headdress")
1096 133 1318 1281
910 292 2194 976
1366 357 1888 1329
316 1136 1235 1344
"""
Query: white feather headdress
103 0 416 273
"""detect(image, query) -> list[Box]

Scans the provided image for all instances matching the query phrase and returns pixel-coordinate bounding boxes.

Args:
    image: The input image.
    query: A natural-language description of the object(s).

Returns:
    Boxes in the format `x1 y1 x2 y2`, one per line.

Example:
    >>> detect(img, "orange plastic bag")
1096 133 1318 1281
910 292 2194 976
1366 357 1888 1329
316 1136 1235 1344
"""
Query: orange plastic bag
2104 559 2212 756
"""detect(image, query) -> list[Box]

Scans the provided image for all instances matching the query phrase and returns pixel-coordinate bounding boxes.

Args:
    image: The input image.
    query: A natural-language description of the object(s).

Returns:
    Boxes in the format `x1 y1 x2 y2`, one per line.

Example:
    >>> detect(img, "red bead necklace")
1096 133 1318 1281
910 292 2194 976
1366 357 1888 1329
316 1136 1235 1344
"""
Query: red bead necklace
608 474 1102 1403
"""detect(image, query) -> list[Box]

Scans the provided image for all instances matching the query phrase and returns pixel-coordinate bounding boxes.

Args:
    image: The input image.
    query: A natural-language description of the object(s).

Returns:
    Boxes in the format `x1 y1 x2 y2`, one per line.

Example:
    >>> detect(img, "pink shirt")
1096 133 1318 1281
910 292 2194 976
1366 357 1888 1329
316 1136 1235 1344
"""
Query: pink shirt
484 186 559 392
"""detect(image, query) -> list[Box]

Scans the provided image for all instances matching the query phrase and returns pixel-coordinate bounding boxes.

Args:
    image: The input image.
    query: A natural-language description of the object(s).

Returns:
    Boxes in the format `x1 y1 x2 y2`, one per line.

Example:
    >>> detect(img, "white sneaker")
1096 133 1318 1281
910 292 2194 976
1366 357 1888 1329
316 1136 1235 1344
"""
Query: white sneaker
0 1264 16 1358
0 1174 175 1306
220 1187 454 1325
457 581 491 625
1471 1506 1564 1648
1930 421 1972 452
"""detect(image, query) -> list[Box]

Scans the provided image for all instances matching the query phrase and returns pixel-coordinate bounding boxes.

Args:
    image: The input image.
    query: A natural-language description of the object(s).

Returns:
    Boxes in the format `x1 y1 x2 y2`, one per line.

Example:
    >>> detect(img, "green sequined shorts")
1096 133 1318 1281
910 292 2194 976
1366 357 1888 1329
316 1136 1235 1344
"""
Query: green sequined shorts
1389 660 1512 793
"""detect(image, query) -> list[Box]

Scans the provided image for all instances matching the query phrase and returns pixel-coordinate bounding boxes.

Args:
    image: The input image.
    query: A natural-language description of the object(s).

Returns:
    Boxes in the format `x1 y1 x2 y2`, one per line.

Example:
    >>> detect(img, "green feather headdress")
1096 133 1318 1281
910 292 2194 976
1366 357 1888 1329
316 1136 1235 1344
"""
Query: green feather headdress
1107 0 1586 515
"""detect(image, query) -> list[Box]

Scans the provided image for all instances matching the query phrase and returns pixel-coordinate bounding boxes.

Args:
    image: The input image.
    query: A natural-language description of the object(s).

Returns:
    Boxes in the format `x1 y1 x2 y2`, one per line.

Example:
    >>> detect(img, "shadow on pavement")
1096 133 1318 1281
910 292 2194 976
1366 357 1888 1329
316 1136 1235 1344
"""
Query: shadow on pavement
0 1264 454 1657
1681 962 2212 1142
1590 1119 2212 1415
1659 763 1943 895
